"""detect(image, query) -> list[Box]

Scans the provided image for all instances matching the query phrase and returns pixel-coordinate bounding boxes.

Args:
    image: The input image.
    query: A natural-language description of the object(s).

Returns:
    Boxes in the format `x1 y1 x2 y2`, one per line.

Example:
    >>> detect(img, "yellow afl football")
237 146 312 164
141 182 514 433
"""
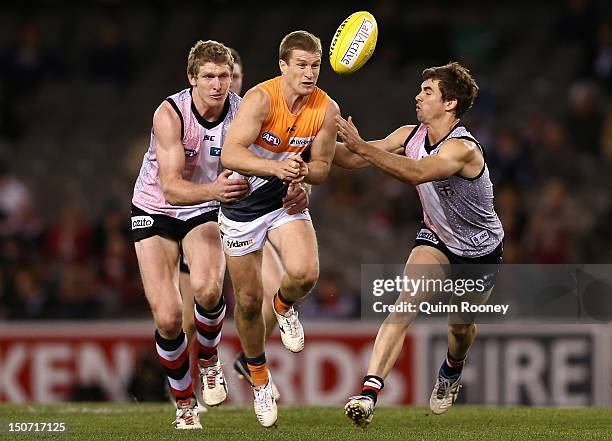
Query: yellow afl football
329 11 378 74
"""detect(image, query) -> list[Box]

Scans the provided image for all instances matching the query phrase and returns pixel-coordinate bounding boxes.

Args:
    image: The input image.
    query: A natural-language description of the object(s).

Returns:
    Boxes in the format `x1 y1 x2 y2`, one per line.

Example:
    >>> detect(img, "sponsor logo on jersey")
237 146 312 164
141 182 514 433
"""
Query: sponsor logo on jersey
288 136 314 148
416 228 440 245
226 238 254 249
210 147 221 156
261 132 281 147
204 134 216 141
132 216 154 229
286 125 297 133
184 148 198 157
470 230 490 247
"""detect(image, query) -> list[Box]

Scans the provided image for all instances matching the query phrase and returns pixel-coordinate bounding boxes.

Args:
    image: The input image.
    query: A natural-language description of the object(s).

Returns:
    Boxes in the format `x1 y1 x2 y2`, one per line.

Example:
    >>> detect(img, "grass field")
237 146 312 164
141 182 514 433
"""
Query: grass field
1 403 611 441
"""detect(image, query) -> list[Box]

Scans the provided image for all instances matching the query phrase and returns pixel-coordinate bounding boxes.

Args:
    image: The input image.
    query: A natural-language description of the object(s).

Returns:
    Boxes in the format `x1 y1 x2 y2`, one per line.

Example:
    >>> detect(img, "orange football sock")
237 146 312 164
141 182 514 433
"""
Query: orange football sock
274 291 293 315
248 362 269 387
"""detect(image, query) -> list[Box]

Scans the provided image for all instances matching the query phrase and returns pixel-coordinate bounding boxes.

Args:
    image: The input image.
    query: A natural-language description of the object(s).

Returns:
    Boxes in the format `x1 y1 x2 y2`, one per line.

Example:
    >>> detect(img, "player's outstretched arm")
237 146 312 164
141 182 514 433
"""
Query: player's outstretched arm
304 99 340 185
337 115 477 185
155 102 248 205
333 124 414 169
333 142 369 169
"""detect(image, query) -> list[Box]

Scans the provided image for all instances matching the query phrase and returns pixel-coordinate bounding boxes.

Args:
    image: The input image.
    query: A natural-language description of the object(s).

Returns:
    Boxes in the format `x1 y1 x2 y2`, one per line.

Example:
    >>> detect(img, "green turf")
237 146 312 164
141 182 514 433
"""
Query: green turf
0 403 610 441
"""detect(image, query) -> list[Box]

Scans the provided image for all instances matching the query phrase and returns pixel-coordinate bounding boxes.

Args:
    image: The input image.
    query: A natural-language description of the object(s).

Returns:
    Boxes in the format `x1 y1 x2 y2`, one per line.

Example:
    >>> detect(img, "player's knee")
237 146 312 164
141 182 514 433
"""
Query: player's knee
235 294 262 321
448 323 474 337
289 266 319 293
155 309 183 337
190 277 222 310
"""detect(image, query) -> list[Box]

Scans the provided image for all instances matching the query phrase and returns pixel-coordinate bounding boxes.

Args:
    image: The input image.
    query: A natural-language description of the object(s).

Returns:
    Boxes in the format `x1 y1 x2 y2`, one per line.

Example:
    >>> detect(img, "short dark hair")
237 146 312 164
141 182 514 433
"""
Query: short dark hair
279 30 322 63
422 62 479 118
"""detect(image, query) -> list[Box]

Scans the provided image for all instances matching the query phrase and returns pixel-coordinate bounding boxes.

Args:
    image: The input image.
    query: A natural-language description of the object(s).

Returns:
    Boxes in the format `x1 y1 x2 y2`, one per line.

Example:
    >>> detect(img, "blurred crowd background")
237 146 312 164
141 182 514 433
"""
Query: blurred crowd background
2 0 612 321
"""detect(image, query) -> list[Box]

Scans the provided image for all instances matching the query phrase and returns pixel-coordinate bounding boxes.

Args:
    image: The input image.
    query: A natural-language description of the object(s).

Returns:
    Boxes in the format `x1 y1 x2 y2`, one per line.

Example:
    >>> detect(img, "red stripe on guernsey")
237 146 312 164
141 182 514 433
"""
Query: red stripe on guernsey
158 345 190 370
171 384 194 400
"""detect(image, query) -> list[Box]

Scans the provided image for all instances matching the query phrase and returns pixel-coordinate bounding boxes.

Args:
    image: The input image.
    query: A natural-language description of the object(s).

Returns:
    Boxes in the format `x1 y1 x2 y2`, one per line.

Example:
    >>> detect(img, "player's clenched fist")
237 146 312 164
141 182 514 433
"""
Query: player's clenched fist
275 154 307 182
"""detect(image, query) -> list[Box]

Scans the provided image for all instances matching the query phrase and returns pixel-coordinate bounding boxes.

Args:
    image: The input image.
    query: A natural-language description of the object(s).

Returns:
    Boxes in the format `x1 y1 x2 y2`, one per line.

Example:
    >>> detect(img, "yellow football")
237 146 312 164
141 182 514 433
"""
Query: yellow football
329 11 378 75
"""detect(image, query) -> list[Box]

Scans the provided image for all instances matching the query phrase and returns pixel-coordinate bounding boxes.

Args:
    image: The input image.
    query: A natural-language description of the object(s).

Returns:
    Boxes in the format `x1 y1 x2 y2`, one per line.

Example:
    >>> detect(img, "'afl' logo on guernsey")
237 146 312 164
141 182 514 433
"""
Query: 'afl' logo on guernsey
261 132 281 147
184 149 197 157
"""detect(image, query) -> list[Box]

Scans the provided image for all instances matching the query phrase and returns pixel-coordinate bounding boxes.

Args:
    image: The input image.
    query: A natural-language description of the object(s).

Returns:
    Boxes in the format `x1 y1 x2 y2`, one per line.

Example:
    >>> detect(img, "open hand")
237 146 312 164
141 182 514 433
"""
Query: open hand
336 115 364 153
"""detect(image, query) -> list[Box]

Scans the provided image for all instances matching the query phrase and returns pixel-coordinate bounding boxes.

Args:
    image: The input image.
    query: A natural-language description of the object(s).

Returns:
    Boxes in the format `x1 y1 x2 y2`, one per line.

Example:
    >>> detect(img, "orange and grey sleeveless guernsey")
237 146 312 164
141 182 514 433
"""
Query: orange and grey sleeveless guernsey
404 124 504 258
221 77 329 221
132 89 241 220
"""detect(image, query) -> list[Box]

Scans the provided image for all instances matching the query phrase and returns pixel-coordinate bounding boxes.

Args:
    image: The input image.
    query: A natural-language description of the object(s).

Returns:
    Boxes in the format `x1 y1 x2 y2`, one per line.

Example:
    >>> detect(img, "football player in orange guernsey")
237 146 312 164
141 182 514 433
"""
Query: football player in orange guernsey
178 47 297 405
220 30 340 427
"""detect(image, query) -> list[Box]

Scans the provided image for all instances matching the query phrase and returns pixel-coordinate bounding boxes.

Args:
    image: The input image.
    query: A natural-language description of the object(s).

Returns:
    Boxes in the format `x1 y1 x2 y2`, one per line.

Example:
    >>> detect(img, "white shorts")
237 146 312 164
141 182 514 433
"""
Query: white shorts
218 207 311 256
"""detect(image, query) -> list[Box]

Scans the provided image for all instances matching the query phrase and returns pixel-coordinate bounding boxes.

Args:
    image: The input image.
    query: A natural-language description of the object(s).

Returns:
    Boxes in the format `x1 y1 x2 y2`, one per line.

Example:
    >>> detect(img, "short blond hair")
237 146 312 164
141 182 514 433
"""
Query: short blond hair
187 40 234 78
279 30 322 62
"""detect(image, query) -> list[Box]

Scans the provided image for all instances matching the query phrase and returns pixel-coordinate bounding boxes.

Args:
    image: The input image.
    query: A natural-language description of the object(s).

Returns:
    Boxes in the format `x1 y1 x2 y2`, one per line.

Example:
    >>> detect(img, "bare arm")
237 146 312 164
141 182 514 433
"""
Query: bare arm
332 125 414 170
337 115 480 185
220 87 303 181
304 99 340 184
154 102 248 205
